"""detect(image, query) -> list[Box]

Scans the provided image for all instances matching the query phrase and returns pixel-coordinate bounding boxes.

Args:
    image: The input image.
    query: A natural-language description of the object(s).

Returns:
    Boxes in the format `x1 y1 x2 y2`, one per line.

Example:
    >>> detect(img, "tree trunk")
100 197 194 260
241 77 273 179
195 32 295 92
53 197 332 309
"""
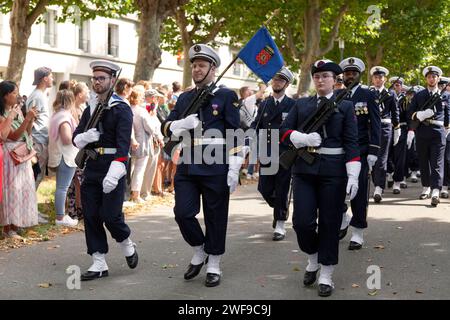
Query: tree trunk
6 0 48 84
297 0 321 96
365 46 384 84
134 3 164 83
295 0 348 96
182 45 193 89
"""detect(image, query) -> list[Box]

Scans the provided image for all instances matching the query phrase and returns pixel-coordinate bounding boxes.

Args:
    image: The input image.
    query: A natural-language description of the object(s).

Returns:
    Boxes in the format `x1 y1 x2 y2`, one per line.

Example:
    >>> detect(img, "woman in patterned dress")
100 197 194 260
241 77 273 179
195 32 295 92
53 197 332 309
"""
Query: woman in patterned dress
0 81 38 238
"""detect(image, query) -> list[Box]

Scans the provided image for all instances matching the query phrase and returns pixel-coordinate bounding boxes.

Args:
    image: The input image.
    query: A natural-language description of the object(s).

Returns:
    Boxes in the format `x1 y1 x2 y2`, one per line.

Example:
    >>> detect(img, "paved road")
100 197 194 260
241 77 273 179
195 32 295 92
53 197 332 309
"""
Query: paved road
1 179 449 300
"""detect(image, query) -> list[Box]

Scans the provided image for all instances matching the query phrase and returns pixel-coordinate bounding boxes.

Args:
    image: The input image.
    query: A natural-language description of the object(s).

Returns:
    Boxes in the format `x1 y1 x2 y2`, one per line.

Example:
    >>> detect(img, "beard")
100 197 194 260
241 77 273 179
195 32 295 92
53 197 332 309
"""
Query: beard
272 88 284 94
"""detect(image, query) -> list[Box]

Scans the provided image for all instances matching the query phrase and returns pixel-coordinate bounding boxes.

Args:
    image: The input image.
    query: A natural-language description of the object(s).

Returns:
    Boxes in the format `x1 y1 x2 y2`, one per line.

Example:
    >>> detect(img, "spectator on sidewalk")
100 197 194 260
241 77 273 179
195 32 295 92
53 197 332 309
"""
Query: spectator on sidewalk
66 82 90 220
0 80 39 239
48 89 79 227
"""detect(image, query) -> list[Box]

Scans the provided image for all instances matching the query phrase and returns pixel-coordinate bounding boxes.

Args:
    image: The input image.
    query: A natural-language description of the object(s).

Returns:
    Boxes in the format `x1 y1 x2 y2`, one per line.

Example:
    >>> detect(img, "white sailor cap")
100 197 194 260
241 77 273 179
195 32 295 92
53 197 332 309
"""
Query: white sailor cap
409 85 425 93
189 44 221 67
311 59 342 75
89 59 120 76
438 76 450 85
339 57 365 73
274 66 294 82
422 66 442 77
370 66 389 76
389 76 404 84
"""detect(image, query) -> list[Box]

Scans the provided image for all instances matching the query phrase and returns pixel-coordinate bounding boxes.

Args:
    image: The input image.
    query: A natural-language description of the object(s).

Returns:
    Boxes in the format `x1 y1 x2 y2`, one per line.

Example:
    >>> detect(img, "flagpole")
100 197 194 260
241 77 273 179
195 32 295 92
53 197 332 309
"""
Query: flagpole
213 8 281 86
263 8 280 27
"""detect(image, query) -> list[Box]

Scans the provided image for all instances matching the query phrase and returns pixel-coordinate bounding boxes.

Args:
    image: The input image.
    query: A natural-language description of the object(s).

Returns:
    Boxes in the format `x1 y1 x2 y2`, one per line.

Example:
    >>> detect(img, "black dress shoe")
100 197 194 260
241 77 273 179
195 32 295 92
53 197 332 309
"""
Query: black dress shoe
348 241 362 250
303 270 319 286
400 182 408 189
126 249 138 269
373 194 382 203
338 226 348 240
272 232 285 241
205 273 221 287
431 196 440 207
184 262 204 280
318 284 333 297
441 192 449 199
393 188 400 195
387 181 394 189
80 270 109 281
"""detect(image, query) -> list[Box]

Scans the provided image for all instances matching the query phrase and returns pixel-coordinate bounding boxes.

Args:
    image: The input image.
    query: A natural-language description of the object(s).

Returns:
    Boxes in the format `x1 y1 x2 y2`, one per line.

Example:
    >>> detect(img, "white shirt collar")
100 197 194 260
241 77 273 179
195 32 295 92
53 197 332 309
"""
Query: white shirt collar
274 95 285 104
349 83 361 97
316 92 334 100
428 87 439 94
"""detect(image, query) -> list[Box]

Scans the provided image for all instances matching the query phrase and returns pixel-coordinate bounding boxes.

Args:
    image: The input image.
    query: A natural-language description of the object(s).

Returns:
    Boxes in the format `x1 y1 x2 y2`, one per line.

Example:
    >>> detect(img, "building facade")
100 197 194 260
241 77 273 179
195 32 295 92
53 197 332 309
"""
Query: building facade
1 8 294 104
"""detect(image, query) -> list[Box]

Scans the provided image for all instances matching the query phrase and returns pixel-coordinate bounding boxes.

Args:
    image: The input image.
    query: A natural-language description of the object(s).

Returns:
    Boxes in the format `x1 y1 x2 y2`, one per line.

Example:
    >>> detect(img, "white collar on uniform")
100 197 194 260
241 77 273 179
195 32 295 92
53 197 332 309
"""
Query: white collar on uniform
349 83 361 97
428 87 439 94
274 94 285 104
316 92 334 100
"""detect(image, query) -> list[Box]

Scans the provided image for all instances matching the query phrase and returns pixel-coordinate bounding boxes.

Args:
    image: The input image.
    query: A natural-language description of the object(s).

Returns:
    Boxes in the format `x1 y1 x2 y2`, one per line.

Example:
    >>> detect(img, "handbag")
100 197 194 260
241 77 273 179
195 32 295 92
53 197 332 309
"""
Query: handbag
9 142 37 165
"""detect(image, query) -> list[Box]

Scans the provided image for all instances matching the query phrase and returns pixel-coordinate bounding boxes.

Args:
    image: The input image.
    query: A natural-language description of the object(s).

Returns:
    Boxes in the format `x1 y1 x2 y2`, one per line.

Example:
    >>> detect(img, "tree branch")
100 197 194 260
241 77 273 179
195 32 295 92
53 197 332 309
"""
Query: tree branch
285 25 303 60
319 2 348 56
26 0 50 28
202 17 226 43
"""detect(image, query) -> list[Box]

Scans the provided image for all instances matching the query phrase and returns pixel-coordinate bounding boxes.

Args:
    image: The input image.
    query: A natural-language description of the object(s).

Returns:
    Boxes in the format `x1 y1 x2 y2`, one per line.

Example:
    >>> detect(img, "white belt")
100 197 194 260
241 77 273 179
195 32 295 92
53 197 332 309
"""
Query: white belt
399 122 407 126
192 138 226 146
381 119 392 124
424 120 444 127
94 147 117 155
305 147 345 155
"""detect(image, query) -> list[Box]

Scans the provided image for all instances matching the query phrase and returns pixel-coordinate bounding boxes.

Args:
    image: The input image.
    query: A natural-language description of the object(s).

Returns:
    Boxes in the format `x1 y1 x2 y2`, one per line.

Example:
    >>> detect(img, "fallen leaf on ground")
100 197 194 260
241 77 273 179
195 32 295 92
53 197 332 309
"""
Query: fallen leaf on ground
416 290 424 294
292 267 301 272
38 283 52 288
368 290 378 296
396 227 403 230
351 284 360 288
374 245 385 249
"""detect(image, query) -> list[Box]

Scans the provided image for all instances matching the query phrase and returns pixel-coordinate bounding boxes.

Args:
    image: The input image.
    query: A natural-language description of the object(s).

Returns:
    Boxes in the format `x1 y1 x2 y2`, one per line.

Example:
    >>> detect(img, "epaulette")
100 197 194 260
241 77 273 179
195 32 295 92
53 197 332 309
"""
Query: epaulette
361 84 369 89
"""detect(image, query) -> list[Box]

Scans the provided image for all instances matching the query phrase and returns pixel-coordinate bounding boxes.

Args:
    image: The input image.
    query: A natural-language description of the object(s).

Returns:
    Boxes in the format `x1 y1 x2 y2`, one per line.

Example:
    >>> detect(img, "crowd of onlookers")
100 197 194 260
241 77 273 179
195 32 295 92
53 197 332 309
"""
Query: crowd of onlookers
0 66 190 239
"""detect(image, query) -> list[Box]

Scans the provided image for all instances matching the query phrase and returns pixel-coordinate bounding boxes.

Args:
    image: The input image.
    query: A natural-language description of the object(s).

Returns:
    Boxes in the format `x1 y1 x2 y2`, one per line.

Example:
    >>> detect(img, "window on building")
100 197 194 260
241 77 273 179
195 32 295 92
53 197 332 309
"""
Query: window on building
107 24 119 57
232 54 243 77
43 10 57 47
78 20 90 52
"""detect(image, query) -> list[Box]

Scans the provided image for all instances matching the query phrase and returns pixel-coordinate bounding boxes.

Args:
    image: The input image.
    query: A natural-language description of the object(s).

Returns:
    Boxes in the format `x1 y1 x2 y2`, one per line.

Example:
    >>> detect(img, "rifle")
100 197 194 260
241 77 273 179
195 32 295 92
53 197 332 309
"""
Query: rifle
279 78 359 170
162 83 217 156
74 68 122 169
409 83 449 130
163 53 243 156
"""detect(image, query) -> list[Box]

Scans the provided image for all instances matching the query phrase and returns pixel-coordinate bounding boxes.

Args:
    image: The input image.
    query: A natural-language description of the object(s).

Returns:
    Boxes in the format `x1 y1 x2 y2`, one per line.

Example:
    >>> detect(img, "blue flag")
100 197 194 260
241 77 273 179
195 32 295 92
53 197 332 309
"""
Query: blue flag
238 27 284 83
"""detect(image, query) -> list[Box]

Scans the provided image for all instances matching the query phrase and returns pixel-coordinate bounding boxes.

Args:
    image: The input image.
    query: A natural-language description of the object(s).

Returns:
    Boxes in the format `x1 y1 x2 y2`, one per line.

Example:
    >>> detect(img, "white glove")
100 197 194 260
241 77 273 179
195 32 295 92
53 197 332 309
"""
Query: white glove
407 130 415 149
227 156 244 193
367 154 378 170
393 128 401 146
170 114 200 137
102 161 127 193
73 128 100 149
346 161 361 200
290 131 322 148
416 109 434 122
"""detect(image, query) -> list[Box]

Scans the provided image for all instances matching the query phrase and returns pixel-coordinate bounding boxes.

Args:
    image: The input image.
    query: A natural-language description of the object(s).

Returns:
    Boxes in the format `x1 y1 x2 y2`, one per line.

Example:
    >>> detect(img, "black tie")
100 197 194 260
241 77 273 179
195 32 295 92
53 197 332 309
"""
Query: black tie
346 91 352 99
275 100 279 106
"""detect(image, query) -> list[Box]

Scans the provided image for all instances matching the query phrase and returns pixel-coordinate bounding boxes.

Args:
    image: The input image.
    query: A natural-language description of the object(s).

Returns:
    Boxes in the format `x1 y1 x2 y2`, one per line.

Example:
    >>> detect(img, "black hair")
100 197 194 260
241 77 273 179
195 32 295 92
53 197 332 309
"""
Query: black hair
0 80 18 117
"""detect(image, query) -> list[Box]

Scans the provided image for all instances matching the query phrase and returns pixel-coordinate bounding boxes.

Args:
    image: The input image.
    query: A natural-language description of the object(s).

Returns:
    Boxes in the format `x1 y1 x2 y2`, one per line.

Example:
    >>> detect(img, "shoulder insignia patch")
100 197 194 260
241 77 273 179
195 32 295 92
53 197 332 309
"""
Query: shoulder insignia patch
233 102 240 107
